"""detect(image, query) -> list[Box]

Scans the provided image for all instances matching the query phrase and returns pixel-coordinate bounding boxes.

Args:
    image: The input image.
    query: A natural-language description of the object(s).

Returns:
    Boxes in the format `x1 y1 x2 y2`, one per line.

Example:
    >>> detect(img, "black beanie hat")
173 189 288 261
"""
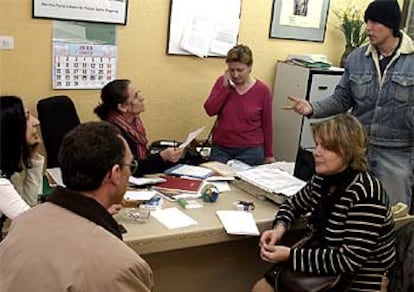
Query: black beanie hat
364 0 401 35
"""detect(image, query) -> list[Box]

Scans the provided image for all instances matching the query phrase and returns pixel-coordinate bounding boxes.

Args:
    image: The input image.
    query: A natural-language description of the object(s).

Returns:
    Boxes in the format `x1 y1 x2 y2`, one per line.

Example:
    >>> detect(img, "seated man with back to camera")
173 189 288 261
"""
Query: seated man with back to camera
0 122 153 291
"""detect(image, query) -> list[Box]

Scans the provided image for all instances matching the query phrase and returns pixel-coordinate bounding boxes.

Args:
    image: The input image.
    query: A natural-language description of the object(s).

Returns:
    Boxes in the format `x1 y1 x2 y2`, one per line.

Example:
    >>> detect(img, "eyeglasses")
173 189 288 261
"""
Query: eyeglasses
123 159 139 174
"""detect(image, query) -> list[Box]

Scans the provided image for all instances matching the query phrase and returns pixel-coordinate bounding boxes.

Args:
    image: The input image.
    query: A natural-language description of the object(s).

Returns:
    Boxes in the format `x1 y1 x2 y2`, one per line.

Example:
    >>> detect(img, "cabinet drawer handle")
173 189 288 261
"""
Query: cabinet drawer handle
318 86 328 90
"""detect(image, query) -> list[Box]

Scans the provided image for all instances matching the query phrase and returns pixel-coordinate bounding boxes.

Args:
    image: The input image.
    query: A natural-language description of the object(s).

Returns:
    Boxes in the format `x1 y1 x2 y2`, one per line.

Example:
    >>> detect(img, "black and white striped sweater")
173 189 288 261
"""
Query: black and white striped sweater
274 170 396 292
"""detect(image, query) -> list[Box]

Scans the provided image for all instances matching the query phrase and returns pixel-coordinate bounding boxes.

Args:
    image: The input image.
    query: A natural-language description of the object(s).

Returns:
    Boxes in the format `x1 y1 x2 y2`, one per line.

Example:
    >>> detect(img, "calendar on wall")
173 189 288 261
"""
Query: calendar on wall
52 20 117 89
53 43 117 89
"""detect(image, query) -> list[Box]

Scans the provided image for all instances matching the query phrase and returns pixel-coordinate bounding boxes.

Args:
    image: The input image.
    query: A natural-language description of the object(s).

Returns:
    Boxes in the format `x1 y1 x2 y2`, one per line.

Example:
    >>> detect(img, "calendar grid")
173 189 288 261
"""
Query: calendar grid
53 42 117 89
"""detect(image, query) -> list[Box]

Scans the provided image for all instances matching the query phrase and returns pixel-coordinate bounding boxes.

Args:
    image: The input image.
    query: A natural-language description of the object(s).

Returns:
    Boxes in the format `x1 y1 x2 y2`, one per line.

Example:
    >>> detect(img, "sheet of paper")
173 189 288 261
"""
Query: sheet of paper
46 167 65 187
273 161 296 175
216 210 260 236
124 190 156 201
180 17 212 58
151 207 198 229
209 18 240 55
179 126 205 149
206 176 235 182
168 164 213 179
201 161 237 177
129 176 166 186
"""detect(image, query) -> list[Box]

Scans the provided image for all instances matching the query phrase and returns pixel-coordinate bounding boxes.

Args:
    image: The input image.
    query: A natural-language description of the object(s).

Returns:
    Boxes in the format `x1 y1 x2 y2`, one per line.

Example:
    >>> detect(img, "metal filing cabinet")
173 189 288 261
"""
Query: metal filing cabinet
272 61 344 161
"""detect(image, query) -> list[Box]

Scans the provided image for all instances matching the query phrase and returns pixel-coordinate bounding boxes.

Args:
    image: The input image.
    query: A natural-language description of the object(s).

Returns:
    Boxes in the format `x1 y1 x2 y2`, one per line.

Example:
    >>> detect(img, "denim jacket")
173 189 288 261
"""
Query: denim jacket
312 31 414 147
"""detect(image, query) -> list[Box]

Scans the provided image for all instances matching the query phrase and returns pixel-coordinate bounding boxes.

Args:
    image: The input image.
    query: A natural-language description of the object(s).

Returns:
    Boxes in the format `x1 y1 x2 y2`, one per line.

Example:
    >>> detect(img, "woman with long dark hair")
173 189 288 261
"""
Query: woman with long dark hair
0 95 44 219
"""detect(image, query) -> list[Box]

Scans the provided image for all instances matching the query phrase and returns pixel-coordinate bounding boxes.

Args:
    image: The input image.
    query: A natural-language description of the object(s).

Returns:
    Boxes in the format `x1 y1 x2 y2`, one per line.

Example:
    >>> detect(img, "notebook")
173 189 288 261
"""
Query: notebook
152 175 203 194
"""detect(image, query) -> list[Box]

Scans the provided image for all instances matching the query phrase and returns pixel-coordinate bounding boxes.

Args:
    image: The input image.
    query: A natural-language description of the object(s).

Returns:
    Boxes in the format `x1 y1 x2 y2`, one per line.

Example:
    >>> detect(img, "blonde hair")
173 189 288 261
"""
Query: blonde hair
311 114 369 171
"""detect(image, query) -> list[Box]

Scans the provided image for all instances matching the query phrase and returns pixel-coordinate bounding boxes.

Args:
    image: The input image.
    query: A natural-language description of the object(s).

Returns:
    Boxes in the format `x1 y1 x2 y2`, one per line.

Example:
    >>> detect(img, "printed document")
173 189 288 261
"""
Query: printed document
237 163 306 197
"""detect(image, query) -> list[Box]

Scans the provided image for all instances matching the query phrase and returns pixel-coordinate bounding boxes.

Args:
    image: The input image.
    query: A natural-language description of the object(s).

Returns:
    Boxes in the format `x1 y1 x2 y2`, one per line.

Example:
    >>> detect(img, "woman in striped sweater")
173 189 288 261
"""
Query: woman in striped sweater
253 114 395 292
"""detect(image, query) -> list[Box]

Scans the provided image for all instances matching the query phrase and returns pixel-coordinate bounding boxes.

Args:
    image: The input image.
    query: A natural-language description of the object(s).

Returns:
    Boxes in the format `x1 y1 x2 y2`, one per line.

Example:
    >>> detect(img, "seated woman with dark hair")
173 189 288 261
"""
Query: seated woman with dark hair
94 79 183 176
0 96 44 221
253 114 395 292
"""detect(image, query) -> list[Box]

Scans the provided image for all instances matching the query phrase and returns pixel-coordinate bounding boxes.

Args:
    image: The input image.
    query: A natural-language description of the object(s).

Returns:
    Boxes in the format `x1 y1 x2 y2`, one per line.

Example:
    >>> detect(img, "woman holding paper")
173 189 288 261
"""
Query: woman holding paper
204 44 275 166
94 79 183 176
252 114 395 292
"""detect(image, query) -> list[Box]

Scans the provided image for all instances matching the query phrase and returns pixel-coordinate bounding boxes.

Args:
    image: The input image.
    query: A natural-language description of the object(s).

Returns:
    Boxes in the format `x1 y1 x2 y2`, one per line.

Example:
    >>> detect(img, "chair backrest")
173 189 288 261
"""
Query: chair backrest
293 147 315 182
388 221 414 292
37 95 80 168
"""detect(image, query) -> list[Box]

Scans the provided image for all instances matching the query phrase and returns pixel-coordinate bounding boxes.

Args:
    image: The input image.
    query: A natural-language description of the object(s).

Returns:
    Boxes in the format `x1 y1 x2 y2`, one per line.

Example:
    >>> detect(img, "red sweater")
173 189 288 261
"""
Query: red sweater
204 76 273 158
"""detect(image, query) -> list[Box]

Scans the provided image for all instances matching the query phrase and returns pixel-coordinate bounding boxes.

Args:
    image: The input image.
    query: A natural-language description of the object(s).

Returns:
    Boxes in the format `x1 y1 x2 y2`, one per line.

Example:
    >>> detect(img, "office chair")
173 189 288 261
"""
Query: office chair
293 146 315 182
37 95 80 168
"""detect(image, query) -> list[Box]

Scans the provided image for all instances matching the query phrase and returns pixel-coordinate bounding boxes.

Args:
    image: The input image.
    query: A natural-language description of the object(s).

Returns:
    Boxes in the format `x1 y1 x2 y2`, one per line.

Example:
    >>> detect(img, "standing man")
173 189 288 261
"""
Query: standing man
286 0 414 209
0 122 153 292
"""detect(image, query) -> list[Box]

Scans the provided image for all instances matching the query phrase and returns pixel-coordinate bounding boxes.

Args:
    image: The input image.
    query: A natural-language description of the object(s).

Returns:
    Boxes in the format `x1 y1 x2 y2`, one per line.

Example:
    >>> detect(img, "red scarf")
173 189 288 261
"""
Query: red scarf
106 111 148 159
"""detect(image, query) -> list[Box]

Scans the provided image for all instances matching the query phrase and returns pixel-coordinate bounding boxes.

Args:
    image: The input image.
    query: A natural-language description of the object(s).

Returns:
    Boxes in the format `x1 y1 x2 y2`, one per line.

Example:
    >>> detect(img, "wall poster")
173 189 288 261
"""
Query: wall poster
33 0 128 25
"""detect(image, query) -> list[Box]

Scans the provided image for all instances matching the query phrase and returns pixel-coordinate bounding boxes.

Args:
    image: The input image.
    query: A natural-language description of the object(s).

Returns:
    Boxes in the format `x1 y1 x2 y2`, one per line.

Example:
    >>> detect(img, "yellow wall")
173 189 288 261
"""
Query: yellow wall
0 0 379 142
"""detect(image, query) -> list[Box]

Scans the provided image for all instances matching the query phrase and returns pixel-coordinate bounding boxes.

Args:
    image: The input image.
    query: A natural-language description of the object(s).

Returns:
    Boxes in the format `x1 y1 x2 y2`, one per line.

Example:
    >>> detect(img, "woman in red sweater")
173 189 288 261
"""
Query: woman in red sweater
204 44 275 166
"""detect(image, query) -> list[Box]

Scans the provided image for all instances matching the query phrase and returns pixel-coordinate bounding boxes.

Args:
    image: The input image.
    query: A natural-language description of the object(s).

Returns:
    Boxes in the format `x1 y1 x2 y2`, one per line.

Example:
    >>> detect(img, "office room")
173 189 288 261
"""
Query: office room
1 0 414 291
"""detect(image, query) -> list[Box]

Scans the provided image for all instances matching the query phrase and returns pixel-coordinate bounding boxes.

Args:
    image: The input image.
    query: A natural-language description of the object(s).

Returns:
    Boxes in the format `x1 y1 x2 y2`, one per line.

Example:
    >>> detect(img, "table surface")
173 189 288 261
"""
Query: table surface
115 184 279 255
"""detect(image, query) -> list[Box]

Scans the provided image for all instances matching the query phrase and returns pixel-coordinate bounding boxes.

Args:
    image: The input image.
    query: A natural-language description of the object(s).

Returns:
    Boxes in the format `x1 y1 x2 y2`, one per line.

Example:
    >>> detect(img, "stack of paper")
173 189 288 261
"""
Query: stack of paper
237 163 306 197
234 163 306 204
216 210 260 236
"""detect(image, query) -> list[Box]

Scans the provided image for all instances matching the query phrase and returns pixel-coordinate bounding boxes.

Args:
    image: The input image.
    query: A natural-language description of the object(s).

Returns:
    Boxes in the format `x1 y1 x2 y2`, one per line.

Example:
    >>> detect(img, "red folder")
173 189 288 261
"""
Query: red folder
152 175 202 194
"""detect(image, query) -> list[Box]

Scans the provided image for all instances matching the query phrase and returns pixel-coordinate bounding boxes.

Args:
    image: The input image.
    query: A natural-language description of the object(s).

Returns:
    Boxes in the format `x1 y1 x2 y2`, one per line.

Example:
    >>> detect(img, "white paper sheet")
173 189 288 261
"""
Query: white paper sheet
237 163 306 197
209 18 240 55
216 210 260 236
129 176 166 186
167 164 214 179
124 190 157 201
180 17 212 58
151 207 198 229
179 126 205 149
46 167 65 187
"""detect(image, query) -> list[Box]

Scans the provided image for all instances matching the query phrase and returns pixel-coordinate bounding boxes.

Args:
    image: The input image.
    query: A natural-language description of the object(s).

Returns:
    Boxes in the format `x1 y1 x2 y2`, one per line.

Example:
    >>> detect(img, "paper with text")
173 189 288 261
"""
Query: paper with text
237 163 306 197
